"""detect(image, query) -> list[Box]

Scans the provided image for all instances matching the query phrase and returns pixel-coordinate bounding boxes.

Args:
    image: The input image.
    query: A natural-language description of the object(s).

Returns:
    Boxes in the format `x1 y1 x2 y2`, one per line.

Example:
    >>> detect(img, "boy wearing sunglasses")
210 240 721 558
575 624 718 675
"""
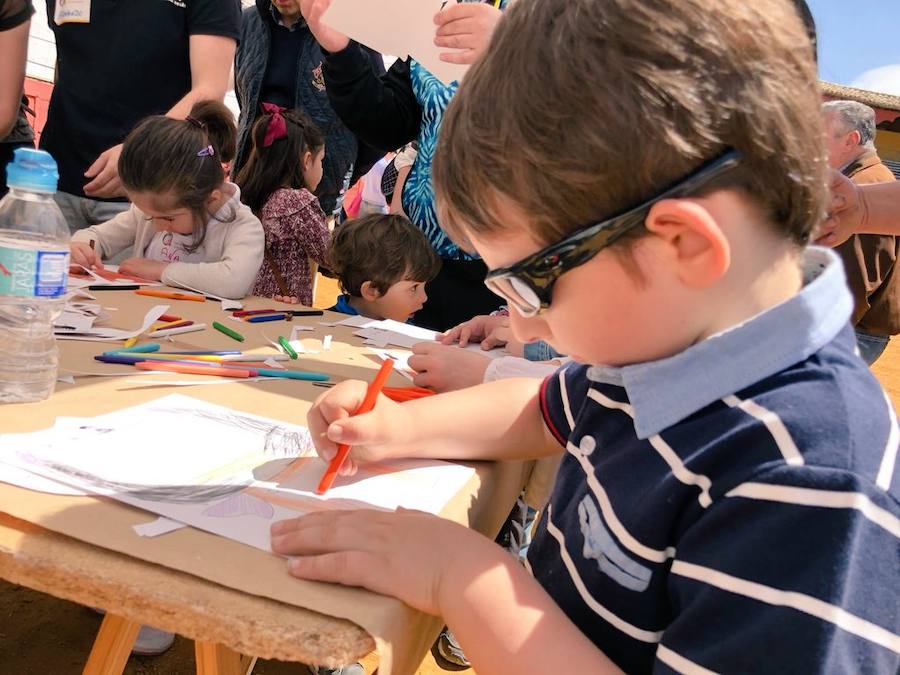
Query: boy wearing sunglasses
270 0 900 673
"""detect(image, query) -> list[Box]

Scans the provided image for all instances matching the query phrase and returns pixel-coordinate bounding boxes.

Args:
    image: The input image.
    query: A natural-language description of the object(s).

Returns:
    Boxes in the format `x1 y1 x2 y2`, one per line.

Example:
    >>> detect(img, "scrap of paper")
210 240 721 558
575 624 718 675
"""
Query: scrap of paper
134 516 188 538
55 305 170 342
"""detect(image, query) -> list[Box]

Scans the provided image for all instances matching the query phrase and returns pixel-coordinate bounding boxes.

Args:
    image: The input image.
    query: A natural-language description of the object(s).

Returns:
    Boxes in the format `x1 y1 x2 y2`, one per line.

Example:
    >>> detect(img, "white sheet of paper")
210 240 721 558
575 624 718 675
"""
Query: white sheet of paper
0 395 475 552
322 0 469 85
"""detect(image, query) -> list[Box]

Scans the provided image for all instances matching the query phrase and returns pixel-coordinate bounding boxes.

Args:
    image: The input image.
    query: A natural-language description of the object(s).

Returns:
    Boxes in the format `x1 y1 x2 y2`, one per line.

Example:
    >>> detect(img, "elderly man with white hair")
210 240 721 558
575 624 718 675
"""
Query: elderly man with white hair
822 99 898 365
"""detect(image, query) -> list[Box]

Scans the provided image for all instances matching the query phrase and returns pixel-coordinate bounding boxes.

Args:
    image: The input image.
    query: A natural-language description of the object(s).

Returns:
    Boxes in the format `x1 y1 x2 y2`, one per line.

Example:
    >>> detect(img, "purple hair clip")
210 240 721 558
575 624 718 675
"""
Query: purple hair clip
197 145 215 158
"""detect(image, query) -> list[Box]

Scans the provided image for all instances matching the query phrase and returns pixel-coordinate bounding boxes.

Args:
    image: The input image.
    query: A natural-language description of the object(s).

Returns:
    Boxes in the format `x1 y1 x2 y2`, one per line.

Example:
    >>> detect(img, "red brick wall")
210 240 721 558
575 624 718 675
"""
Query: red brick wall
22 77 53 143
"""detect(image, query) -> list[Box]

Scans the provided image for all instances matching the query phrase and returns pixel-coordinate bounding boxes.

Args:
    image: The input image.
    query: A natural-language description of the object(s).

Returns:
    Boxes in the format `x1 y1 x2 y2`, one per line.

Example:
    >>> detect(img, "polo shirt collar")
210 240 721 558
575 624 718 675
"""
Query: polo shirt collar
586 247 852 439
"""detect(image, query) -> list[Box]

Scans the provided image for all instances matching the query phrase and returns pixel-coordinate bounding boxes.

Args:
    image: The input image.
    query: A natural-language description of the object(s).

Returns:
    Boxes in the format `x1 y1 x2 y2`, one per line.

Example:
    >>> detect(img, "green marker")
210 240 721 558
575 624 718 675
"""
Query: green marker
213 321 245 342
278 335 298 359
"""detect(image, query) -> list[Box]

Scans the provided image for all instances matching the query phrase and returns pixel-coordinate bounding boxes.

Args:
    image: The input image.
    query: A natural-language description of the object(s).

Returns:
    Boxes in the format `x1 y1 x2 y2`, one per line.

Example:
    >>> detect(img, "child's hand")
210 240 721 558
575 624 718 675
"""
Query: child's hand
300 0 351 53
308 380 412 475
69 242 104 271
271 508 498 616
273 295 300 304
408 342 490 392
434 2 502 65
439 314 510 349
118 258 168 282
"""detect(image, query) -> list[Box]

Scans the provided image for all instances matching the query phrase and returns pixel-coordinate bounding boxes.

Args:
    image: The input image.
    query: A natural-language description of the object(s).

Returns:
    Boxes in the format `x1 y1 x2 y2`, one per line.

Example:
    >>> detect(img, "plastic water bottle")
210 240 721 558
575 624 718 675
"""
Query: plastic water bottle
0 148 71 403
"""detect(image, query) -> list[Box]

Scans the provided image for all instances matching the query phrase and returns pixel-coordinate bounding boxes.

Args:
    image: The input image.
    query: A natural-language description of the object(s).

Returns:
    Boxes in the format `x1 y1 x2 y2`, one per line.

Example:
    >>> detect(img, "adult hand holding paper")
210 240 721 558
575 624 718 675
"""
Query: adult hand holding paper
300 0 352 53
319 0 488 85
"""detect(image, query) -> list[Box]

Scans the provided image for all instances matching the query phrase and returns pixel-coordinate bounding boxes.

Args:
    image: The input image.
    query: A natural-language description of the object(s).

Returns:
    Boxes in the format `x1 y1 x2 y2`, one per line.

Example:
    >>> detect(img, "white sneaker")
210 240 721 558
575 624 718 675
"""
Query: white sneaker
131 625 176 656
92 608 175 656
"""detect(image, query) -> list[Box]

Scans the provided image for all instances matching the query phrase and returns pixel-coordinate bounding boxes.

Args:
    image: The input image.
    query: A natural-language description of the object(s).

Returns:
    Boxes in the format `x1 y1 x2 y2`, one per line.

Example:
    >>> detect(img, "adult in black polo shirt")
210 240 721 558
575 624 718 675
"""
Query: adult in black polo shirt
42 0 240 232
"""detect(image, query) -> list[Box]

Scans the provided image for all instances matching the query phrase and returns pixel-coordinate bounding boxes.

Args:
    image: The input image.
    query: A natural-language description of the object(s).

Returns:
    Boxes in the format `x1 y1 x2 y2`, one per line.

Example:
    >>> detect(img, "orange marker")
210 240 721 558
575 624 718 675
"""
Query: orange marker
316 359 394 495
135 289 206 302
135 361 251 378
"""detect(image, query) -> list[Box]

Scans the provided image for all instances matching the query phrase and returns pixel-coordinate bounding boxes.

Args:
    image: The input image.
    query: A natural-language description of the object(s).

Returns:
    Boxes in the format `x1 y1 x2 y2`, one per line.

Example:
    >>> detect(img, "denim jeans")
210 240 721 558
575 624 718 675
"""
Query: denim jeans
53 191 130 234
855 329 890 366
523 340 564 362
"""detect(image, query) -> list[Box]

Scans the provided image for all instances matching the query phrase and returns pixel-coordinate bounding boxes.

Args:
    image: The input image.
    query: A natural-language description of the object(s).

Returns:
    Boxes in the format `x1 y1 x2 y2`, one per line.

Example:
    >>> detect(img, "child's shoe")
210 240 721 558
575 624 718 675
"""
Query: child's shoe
436 627 470 668
305 663 364 675
131 625 176 655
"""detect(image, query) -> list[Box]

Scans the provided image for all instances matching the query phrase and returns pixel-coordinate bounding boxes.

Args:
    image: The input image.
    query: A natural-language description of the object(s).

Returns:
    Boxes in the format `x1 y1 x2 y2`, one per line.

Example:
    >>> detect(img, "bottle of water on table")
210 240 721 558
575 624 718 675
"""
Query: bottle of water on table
0 148 71 403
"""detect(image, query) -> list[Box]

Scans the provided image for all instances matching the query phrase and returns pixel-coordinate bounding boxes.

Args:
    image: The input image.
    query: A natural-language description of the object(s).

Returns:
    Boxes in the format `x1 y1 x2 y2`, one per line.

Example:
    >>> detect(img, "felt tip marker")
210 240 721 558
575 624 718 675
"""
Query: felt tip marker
316 359 393 495
213 321 245 342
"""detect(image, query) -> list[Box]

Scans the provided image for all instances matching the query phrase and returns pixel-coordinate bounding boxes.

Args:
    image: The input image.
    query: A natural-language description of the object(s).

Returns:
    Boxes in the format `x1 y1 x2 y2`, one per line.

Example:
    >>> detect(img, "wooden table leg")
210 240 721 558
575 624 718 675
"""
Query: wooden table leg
194 641 249 675
82 613 141 675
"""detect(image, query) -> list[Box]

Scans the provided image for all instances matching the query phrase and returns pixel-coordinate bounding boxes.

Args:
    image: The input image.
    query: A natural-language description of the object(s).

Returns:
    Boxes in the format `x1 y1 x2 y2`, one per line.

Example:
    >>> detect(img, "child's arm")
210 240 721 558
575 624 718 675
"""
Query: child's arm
308 377 562 475
69 207 143 263
162 211 265 299
271 509 622 675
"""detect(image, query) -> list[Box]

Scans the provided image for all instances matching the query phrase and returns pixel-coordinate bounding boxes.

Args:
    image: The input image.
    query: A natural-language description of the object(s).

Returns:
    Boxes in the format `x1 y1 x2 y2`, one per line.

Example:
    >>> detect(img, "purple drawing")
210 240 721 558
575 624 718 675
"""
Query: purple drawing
202 492 275 519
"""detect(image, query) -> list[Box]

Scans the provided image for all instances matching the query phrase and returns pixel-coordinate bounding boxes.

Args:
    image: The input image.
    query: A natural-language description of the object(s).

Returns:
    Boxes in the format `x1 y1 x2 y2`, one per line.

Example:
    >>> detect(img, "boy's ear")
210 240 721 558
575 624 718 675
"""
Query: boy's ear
643 198 730 288
360 280 382 301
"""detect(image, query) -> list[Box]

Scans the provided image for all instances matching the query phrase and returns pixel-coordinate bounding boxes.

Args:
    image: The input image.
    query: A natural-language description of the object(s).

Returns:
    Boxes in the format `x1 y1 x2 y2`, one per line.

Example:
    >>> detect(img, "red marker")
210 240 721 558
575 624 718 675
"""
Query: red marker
316 359 394 495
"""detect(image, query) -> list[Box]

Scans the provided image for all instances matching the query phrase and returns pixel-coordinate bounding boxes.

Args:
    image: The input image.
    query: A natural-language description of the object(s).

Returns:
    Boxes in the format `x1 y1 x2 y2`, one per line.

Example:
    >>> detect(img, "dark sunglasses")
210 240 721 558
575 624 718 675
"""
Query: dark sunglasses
483 150 742 317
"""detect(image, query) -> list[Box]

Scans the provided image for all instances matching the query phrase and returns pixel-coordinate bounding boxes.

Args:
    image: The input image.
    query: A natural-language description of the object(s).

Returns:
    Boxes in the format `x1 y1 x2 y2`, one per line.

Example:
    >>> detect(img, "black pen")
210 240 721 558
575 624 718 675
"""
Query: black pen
88 284 141 291
288 310 325 316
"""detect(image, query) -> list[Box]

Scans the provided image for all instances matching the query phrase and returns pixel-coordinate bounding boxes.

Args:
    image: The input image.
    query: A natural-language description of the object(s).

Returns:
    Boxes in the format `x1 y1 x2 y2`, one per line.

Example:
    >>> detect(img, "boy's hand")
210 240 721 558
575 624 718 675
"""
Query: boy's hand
271 508 498 616
814 170 866 247
308 380 411 475
434 3 502 65
299 0 351 54
118 258 167 281
439 313 508 348
69 242 104 271
408 342 490 392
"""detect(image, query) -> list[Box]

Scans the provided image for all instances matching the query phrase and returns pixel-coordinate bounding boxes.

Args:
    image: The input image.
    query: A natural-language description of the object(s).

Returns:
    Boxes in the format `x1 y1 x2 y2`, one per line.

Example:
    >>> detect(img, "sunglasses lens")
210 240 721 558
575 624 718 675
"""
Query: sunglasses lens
486 275 541 317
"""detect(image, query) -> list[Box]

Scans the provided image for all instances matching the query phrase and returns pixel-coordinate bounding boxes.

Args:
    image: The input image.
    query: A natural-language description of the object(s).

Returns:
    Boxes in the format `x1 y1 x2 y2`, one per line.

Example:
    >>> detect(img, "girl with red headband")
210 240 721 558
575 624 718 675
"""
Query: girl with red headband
236 105 330 307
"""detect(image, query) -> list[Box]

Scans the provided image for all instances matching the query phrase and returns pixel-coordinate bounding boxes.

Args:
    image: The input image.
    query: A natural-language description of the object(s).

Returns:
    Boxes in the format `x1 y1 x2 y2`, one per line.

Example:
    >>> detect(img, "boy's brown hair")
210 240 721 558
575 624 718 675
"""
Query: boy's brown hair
119 100 237 253
433 0 826 249
329 214 441 297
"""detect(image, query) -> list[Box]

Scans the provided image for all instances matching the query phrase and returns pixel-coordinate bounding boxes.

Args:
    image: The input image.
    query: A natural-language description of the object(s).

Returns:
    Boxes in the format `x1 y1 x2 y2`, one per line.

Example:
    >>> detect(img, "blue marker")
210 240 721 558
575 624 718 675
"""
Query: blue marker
245 313 287 323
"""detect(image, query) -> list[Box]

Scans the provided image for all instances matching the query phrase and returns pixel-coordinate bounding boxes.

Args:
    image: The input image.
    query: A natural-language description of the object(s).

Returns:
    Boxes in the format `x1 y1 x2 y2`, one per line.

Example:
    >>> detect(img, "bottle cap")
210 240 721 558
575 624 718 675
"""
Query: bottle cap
6 148 59 194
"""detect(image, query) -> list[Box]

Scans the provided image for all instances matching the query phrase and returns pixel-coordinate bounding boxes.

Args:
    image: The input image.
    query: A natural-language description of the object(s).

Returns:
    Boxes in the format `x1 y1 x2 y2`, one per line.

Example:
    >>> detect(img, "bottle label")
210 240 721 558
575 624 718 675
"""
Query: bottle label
0 245 69 298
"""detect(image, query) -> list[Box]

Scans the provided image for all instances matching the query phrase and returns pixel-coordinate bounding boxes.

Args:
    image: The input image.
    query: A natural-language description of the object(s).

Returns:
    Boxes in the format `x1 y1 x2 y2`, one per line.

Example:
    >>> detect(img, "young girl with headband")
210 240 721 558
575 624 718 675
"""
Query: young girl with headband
235 105 329 307
70 101 264 299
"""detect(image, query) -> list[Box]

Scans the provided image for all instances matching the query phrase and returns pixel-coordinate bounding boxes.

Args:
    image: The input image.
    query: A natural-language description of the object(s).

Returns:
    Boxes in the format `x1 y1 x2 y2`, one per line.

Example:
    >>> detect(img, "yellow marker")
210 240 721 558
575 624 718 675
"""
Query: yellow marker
123 337 138 348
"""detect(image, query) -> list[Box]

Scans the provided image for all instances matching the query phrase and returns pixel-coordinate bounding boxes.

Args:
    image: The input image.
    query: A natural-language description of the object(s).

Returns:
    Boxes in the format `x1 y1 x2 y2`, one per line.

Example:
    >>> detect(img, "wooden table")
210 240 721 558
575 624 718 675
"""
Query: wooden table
0 291 527 675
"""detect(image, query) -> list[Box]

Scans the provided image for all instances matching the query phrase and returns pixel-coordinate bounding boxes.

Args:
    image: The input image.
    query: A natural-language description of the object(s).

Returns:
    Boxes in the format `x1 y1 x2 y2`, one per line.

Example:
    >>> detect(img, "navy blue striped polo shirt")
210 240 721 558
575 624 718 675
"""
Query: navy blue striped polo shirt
527 248 900 673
